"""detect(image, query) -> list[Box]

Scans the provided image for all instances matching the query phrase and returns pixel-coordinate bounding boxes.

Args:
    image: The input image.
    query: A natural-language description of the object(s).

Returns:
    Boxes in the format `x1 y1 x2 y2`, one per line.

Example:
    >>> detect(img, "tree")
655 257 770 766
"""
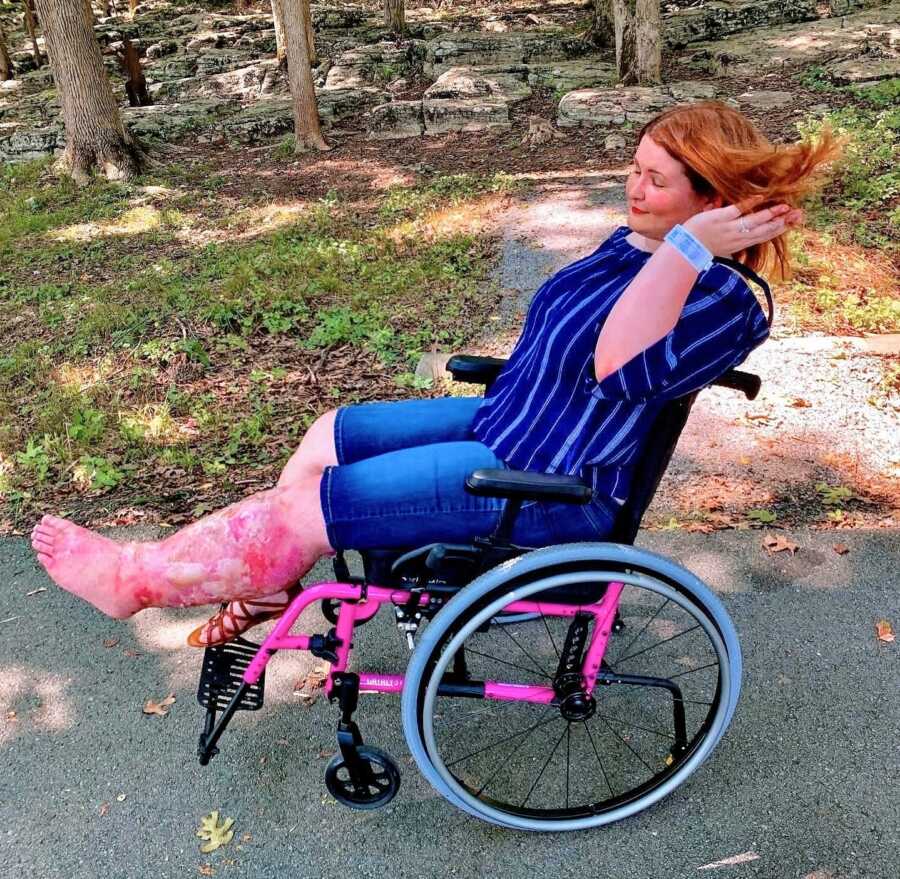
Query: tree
611 0 661 85
277 0 328 152
384 0 405 36
0 24 12 80
23 0 43 66
34 0 142 181
585 0 614 48
271 0 286 64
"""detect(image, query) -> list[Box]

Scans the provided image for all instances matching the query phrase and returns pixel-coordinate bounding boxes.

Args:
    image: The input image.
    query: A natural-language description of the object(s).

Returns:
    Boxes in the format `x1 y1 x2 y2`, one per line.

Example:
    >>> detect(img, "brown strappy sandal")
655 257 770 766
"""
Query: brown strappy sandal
186 590 297 648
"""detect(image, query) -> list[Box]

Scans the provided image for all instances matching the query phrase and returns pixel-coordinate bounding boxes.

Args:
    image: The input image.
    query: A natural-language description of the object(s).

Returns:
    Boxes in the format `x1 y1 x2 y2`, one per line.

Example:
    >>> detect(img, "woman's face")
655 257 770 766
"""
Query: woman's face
625 135 719 240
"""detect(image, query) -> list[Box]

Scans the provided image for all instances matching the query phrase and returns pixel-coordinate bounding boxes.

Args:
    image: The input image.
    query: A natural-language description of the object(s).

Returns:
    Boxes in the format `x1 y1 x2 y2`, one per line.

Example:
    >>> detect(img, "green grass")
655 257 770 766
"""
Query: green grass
0 159 513 519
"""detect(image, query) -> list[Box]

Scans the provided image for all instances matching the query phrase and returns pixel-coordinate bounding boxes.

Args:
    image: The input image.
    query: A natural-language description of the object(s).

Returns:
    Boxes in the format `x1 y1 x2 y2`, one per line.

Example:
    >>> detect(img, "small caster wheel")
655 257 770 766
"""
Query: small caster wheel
612 611 625 634
324 745 401 810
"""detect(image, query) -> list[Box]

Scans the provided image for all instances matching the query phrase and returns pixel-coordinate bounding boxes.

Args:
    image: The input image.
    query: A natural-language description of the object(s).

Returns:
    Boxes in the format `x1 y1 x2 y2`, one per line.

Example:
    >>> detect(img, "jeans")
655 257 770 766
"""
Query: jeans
319 397 616 551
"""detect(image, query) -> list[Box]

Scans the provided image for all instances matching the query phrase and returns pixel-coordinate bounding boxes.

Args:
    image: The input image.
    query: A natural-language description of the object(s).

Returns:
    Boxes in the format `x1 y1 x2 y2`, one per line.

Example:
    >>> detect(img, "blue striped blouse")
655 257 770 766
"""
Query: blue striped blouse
472 226 770 522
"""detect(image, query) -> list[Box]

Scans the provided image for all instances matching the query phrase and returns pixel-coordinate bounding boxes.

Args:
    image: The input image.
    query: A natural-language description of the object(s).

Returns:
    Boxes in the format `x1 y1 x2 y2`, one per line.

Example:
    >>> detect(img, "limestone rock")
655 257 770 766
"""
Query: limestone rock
829 55 900 83
0 123 63 162
666 81 720 101
665 0 818 49
220 99 294 143
196 49 257 77
736 89 795 108
318 87 390 127
424 66 531 104
367 100 426 139
424 31 584 78
604 133 627 151
423 98 510 135
557 87 677 128
525 59 616 91
145 39 179 61
146 53 199 81
325 42 424 90
124 99 230 142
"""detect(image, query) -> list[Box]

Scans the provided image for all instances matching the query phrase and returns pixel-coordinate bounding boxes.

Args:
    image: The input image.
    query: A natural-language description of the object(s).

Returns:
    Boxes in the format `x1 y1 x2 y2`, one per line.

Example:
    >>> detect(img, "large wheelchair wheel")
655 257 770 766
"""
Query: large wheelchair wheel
401 543 742 831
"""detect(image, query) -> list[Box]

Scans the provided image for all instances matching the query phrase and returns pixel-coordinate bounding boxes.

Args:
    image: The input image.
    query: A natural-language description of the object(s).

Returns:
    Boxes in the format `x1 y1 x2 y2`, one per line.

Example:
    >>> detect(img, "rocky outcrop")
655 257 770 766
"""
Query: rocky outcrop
424 31 586 78
557 81 723 128
324 41 425 90
665 0 818 49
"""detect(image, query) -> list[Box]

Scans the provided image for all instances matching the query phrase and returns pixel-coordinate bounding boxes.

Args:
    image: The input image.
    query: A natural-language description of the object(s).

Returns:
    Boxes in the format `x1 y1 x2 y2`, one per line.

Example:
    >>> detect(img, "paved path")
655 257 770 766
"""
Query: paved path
2 529 897 879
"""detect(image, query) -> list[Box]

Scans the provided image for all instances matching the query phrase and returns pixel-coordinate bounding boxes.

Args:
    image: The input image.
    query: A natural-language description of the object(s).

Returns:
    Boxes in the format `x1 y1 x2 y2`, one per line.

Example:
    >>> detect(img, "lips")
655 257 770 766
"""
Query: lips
630 205 647 215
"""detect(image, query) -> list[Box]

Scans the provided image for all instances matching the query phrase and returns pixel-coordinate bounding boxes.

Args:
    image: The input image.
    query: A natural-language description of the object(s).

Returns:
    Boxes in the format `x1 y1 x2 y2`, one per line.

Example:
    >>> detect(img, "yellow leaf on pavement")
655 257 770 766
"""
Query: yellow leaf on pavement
875 620 895 643
196 811 235 854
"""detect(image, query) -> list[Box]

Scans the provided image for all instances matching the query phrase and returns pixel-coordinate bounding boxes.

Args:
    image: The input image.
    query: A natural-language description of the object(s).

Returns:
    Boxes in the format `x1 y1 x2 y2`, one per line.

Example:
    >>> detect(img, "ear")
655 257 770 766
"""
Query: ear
702 193 724 211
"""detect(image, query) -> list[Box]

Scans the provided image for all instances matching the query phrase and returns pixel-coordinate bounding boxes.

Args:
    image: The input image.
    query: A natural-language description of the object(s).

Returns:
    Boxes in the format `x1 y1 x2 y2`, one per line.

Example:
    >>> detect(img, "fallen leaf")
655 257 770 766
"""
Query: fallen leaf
832 543 850 555
762 533 799 555
103 638 120 649
699 851 761 870
196 810 235 854
738 455 751 465
241 833 252 843
99 802 110 817
6 710 16 722
123 648 143 657
685 522 716 534
116 793 126 802
143 693 176 717
198 866 214 877
875 620 895 643
790 397 811 408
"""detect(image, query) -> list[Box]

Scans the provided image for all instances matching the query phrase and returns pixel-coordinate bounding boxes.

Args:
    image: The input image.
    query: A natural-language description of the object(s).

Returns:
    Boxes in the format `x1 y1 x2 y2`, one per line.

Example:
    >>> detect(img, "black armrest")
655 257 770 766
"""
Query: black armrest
466 468 592 505
447 355 507 389
710 369 761 400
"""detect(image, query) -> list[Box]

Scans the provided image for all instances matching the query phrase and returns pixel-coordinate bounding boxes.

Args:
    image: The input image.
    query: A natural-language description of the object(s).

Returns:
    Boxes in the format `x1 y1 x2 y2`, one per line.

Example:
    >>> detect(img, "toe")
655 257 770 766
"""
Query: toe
32 536 54 553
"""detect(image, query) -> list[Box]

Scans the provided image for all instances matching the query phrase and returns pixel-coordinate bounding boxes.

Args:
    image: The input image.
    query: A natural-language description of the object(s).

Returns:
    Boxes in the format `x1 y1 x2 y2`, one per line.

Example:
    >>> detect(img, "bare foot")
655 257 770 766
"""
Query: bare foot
31 515 144 619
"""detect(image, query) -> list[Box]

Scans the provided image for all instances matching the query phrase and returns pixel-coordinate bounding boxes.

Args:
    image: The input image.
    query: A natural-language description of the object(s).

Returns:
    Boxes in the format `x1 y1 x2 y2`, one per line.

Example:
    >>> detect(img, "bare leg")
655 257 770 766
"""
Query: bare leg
183 408 341 644
31 475 331 619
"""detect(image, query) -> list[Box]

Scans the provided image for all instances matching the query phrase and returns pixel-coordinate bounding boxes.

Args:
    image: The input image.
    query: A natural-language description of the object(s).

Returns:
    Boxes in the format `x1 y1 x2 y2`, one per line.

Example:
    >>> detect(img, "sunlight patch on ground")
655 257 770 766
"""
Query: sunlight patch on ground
385 194 507 244
47 205 190 243
224 201 310 236
119 403 199 447
53 357 120 394
0 665 75 744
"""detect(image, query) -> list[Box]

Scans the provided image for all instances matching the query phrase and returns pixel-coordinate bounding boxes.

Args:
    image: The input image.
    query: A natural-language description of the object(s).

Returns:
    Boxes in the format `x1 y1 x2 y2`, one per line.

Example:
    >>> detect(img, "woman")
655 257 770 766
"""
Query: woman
30 102 838 644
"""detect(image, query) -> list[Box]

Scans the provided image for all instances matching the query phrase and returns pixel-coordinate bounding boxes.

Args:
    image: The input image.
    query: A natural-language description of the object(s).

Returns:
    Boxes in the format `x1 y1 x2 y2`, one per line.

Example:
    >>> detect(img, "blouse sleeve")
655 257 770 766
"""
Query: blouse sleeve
589 264 769 403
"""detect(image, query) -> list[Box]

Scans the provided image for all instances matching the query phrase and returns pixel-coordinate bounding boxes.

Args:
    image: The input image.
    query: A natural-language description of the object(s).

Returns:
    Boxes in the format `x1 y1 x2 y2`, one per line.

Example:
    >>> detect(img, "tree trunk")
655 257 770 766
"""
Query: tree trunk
384 0 406 35
304 1 317 67
611 0 660 84
280 0 328 152
271 0 286 65
34 0 142 182
585 0 614 48
129 0 137 18
0 26 13 80
24 0 43 66
634 0 661 84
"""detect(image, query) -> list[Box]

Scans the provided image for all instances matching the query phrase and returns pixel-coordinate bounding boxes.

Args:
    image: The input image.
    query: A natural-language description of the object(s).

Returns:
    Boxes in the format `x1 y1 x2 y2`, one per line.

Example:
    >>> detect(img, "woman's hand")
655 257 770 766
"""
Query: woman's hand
682 201 804 257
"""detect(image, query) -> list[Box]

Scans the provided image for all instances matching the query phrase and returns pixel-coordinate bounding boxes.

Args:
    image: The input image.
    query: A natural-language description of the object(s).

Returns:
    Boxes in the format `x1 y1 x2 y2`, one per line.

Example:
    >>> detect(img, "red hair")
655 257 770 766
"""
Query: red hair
638 101 842 280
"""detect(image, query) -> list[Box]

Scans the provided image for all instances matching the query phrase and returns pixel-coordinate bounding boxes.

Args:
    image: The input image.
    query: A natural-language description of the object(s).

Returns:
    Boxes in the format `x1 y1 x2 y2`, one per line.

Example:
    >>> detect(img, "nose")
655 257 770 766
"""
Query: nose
627 173 645 201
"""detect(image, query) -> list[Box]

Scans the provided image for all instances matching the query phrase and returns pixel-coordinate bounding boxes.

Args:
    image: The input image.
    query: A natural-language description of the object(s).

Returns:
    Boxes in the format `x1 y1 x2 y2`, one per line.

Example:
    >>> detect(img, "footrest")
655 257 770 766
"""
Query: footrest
197 637 265 712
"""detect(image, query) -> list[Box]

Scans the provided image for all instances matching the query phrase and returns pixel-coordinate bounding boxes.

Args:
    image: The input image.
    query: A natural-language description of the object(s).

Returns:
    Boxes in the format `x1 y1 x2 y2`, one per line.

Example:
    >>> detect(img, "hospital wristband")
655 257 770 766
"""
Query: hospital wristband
663 224 714 274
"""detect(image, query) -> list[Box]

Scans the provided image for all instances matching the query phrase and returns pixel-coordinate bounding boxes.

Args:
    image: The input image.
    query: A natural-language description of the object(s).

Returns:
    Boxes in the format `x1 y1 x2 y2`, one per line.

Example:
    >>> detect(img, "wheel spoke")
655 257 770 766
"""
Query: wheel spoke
614 597 670 665
667 660 719 680
584 720 615 798
521 722 568 808
463 647 553 681
473 709 556 798
495 624 555 680
595 715 656 773
446 710 557 769
596 713 676 740
613 623 702 665
540 608 561 660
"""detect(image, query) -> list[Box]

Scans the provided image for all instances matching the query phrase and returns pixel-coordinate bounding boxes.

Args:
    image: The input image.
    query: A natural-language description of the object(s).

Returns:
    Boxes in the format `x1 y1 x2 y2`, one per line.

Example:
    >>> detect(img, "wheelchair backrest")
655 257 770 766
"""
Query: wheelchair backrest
607 392 699 544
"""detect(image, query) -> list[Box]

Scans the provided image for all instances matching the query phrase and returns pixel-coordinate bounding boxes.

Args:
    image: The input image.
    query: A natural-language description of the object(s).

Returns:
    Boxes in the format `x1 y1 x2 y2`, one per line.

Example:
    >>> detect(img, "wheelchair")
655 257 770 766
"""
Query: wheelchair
195 262 771 832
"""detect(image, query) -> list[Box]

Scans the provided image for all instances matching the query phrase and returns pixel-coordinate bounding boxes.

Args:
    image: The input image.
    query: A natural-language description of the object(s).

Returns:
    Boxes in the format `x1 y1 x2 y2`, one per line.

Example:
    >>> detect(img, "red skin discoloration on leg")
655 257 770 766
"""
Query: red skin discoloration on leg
31 477 329 620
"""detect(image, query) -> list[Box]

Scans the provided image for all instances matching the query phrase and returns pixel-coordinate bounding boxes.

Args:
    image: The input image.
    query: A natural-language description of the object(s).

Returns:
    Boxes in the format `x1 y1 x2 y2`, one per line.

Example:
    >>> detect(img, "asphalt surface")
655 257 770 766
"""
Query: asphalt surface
2 529 898 879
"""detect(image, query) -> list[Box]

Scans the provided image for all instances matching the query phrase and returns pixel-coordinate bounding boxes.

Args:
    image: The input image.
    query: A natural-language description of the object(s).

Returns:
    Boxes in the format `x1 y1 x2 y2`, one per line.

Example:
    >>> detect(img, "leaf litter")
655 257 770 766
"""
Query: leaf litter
142 693 176 716
196 811 235 854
